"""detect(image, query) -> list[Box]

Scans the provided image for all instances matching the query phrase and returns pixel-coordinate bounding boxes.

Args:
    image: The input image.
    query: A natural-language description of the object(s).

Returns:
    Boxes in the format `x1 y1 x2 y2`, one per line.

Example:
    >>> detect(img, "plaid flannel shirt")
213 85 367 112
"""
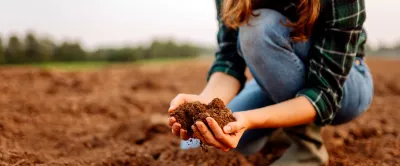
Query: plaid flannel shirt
208 0 367 126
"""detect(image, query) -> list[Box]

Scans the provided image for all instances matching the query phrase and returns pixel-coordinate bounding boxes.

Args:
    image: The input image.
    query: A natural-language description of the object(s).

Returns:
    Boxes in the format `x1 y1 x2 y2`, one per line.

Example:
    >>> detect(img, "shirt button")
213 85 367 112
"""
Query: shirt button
355 59 361 65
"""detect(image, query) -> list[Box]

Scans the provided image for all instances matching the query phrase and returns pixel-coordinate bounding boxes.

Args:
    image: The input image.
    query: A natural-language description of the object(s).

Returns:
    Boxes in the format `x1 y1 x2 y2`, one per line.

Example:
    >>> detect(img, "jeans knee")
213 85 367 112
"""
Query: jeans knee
237 9 307 103
238 9 292 53
234 145 256 156
332 63 374 125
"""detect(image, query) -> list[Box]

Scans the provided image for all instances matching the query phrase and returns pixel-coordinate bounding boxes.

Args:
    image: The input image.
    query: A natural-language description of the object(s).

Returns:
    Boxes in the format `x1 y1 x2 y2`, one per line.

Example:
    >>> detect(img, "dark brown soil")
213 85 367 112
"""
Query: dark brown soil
170 98 236 135
0 57 398 165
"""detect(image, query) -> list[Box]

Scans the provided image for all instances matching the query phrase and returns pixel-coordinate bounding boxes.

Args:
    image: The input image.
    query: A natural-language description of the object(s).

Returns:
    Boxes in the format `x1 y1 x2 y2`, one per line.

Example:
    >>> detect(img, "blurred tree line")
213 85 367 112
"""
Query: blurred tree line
366 43 400 57
0 32 207 65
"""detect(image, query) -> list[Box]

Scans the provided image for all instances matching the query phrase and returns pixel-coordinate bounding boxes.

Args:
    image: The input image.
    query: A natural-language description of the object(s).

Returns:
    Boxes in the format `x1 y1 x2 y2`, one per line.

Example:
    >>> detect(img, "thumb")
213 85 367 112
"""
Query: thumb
169 94 200 113
223 122 242 134
223 112 248 134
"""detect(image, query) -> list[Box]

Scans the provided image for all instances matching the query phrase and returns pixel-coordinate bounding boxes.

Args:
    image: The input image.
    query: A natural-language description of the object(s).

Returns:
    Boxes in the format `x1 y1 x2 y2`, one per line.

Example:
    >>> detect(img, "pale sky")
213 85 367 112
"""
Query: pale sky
0 0 397 49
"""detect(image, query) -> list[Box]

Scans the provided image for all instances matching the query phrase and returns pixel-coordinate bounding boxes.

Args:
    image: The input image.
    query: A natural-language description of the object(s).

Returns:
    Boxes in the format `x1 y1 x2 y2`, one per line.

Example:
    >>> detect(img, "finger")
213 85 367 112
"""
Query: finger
169 94 184 113
223 122 243 134
168 104 179 113
219 146 231 152
206 117 229 142
180 129 189 140
195 121 229 150
221 148 230 152
169 94 204 113
172 123 181 136
205 117 233 151
194 124 230 152
168 117 176 127
169 94 191 113
192 125 206 143
224 112 246 134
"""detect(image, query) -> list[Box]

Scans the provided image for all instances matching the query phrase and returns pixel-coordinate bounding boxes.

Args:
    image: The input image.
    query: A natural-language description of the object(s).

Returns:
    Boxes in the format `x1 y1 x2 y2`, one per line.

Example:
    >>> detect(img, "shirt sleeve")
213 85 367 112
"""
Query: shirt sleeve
207 0 247 91
296 0 367 125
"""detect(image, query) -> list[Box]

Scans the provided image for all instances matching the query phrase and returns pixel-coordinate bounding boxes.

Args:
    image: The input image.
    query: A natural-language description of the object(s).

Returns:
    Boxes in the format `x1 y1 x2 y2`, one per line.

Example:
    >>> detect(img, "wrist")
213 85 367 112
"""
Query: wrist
242 108 270 129
240 111 256 130
199 91 232 105
198 92 217 103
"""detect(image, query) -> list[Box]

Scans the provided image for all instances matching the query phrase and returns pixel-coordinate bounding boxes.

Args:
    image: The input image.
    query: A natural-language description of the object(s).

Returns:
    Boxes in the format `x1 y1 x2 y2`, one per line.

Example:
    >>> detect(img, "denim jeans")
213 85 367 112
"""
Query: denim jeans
181 9 374 154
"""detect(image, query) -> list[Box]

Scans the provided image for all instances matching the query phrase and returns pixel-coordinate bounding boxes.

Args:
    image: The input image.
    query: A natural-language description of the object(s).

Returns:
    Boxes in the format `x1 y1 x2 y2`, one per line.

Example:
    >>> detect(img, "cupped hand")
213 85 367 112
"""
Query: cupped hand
191 112 250 152
168 93 212 140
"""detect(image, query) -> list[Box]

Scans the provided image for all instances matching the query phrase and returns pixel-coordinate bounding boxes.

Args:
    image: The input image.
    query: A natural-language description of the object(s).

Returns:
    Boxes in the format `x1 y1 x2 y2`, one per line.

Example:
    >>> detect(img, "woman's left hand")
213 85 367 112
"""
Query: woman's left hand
191 112 250 152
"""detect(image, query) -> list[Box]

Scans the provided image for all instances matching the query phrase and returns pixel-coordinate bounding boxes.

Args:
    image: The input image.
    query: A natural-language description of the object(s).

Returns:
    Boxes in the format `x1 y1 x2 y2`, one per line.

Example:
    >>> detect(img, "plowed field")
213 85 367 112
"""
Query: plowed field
0 57 398 165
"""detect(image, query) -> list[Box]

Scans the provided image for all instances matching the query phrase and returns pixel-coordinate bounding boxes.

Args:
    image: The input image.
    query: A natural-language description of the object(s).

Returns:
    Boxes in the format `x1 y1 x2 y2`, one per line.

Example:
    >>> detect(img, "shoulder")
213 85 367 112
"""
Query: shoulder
319 0 366 28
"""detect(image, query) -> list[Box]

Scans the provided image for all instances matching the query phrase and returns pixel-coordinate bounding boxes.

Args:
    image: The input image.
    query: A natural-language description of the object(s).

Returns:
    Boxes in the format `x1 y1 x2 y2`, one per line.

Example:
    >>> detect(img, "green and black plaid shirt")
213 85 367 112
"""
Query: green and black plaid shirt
208 0 367 125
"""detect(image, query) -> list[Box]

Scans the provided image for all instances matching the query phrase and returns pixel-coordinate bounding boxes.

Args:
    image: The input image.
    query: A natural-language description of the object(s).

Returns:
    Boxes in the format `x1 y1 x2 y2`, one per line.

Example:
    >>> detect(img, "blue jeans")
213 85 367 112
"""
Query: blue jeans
181 9 374 154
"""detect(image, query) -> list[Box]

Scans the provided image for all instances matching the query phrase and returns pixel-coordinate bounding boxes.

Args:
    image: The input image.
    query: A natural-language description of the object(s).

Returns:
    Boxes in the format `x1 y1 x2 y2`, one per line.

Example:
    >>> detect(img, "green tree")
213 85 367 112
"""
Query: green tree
55 42 86 61
146 40 200 59
178 44 200 57
146 40 160 59
24 32 41 62
147 40 174 59
106 48 137 62
38 38 56 62
134 46 146 59
25 33 55 62
89 49 108 61
6 35 24 64
0 35 4 64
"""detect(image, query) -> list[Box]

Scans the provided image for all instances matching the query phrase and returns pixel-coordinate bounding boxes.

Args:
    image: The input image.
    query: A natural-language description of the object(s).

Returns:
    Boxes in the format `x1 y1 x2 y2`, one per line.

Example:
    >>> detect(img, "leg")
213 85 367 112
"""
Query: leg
238 9 328 166
332 57 374 125
239 9 374 125
181 80 276 152
271 60 374 166
238 9 373 165
238 9 310 103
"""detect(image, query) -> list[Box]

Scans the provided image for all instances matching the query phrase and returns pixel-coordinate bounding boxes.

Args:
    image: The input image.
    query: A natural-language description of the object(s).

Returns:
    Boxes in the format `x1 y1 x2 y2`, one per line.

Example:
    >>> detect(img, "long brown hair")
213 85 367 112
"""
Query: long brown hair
222 0 321 41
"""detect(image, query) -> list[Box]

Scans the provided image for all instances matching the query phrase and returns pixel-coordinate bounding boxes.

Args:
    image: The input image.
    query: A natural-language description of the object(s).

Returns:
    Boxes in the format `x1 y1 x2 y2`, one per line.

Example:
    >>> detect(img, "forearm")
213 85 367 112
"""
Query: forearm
244 96 317 129
200 72 241 105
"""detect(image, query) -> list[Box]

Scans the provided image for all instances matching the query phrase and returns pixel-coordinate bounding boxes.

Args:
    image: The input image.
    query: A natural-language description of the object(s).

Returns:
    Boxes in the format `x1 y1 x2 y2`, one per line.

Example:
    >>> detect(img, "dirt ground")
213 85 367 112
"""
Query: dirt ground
0 57 398 166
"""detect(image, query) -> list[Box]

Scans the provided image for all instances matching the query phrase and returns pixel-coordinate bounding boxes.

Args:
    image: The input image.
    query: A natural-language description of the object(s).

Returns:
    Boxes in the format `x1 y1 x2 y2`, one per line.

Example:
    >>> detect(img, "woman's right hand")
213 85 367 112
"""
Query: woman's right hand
168 93 212 140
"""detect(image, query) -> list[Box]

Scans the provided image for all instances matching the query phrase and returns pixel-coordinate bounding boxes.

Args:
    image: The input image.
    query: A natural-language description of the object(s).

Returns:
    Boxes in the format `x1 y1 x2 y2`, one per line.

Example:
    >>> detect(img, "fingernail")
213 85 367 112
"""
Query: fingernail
191 125 195 130
168 105 174 111
173 124 180 130
206 117 212 124
196 122 201 128
224 126 231 133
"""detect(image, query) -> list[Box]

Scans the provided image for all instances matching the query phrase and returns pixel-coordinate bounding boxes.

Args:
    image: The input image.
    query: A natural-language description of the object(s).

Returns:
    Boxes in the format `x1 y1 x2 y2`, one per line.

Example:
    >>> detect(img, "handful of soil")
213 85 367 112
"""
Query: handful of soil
170 98 236 136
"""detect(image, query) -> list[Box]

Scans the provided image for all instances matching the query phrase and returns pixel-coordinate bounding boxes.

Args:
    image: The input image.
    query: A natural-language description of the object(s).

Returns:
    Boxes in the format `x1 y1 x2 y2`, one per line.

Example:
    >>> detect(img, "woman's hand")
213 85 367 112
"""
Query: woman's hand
192 112 250 152
168 72 241 141
168 93 213 140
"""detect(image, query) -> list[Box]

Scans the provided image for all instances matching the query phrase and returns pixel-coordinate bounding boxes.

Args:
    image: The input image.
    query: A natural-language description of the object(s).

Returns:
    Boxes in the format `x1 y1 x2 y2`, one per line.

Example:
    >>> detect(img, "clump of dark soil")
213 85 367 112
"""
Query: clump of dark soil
170 98 236 135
